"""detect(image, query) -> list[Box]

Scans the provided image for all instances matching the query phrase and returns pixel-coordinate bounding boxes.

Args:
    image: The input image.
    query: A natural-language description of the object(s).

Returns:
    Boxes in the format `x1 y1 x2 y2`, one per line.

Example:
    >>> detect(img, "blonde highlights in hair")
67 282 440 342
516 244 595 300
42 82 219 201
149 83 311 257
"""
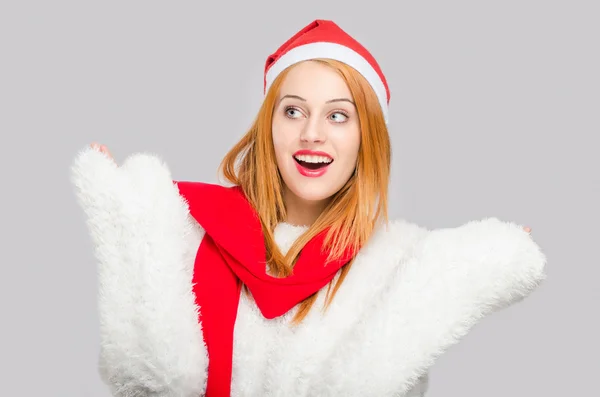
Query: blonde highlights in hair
219 59 391 324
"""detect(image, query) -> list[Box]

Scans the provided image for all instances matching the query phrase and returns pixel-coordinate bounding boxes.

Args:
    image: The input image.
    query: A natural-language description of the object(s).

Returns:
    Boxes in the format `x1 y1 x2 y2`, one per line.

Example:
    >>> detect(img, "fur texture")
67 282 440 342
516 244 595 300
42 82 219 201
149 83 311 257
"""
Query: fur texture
71 148 547 397
71 148 207 397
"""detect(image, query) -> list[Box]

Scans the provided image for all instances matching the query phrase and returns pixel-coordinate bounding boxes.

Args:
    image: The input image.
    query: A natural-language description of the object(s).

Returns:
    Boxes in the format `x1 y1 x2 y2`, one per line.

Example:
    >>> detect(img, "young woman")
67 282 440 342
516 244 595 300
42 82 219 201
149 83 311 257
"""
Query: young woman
72 19 546 397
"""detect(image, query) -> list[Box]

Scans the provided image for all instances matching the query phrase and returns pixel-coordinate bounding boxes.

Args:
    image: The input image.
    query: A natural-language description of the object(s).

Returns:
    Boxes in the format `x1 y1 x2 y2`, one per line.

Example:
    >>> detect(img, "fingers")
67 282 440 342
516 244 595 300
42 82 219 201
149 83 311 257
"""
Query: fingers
72 143 121 198
90 142 116 164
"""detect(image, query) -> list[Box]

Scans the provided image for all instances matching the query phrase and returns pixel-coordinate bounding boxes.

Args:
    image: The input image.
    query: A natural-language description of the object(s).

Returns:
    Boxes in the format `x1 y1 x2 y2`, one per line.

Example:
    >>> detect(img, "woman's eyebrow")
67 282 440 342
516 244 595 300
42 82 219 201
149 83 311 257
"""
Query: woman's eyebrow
277 95 355 106
278 94 306 104
326 98 355 105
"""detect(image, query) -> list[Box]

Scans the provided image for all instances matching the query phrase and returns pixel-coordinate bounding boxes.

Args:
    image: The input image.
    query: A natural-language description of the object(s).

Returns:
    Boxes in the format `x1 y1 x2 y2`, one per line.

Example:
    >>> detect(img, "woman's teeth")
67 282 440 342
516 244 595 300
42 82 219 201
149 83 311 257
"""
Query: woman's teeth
293 154 333 170
293 155 333 164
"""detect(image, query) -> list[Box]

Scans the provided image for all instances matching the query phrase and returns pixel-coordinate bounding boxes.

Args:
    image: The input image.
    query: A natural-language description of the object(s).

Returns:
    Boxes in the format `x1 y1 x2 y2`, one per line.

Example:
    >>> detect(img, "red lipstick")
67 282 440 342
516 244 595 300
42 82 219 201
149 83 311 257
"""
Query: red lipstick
293 150 333 158
292 150 333 178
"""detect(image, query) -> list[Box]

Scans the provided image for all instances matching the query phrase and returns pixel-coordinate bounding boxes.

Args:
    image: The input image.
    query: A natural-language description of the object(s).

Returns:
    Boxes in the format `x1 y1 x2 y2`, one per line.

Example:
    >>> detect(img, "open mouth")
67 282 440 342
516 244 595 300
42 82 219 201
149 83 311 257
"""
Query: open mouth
294 157 332 170
292 153 334 177
293 155 333 170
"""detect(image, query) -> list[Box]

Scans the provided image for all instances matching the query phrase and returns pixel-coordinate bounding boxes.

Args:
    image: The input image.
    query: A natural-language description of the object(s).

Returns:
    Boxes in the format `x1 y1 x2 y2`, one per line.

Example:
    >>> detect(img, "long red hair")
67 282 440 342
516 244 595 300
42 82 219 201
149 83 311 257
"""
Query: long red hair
219 59 391 323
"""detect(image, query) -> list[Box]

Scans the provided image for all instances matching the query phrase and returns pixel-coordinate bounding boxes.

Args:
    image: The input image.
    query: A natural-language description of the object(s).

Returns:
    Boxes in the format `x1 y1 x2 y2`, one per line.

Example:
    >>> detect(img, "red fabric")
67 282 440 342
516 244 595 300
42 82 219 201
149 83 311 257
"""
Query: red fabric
263 19 390 102
174 181 355 397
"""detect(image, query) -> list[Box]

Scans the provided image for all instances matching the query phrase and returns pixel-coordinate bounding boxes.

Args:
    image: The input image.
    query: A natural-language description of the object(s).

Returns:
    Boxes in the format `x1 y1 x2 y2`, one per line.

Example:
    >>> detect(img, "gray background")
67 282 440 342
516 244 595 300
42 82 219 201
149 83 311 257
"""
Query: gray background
1 0 598 396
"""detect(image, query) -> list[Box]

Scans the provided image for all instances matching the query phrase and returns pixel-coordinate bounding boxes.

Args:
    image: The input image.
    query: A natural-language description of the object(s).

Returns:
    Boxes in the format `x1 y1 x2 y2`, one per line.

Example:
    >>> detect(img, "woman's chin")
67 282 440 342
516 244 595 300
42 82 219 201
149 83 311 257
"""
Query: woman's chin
287 181 339 203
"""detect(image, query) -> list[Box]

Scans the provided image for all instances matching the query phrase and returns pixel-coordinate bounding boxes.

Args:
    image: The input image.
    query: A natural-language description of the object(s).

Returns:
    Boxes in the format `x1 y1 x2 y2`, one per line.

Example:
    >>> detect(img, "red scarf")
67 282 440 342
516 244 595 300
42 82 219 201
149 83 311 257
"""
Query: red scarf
175 181 355 396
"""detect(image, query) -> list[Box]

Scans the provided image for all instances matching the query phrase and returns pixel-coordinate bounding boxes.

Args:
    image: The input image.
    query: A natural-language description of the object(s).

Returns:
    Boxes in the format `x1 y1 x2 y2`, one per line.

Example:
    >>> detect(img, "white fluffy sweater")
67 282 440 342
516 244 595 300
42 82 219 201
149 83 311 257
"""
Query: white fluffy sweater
71 148 547 397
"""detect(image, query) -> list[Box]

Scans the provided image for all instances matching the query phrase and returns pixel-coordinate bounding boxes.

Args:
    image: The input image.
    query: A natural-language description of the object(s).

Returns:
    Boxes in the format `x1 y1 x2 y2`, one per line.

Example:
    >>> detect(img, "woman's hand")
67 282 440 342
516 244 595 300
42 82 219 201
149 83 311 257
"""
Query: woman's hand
90 142 116 164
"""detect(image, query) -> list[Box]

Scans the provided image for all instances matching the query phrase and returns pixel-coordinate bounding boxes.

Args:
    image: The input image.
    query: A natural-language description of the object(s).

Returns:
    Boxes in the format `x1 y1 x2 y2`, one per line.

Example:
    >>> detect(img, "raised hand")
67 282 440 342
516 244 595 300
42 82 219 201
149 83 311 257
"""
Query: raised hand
90 142 116 164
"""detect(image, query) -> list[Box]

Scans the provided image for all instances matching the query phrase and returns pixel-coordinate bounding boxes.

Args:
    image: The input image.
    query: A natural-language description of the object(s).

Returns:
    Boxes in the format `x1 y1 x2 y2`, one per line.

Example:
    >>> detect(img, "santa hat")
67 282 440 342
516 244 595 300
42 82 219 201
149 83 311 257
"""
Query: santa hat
264 19 390 123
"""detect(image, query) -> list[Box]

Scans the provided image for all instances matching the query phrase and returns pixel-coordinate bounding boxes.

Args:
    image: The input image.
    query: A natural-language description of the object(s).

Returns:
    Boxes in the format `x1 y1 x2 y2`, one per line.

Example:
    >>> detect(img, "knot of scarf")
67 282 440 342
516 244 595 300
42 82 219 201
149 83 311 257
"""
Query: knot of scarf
175 181 355 396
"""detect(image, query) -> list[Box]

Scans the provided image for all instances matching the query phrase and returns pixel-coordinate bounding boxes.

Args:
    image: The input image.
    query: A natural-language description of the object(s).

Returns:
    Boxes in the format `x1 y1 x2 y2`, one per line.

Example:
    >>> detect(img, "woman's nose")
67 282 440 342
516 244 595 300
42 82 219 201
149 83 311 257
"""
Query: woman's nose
300 119 326 143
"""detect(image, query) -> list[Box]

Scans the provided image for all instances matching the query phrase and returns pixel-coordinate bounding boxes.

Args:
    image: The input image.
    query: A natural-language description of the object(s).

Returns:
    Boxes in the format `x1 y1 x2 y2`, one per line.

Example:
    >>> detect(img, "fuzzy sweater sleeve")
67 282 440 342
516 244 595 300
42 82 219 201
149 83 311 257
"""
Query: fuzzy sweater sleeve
70 147 207 397
411 217 547 312
358 217 548 395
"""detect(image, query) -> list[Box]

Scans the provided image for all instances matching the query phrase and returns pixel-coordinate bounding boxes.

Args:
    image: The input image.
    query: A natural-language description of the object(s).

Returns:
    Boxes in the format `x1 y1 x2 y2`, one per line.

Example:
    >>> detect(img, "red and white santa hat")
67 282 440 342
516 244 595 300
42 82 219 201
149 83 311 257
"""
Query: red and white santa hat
264 19 391 123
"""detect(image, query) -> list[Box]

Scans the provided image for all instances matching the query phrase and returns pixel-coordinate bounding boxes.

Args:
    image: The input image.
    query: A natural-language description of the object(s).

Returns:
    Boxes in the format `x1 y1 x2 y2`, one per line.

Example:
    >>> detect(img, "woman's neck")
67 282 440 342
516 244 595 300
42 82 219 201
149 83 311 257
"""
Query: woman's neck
283 188 329 227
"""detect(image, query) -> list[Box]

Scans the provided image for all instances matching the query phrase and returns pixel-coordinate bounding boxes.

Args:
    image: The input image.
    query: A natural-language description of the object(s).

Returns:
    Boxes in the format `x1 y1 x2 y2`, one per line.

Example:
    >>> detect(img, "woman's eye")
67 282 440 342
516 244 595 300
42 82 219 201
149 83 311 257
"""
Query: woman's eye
285 107 302 118
330 112 348 123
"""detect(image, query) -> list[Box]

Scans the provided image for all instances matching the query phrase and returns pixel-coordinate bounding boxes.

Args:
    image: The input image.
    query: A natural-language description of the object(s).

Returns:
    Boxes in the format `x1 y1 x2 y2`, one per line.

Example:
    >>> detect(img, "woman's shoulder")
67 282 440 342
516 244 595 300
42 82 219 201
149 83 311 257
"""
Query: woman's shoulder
384 217 430 242
360 217 430 260
357 215 546 302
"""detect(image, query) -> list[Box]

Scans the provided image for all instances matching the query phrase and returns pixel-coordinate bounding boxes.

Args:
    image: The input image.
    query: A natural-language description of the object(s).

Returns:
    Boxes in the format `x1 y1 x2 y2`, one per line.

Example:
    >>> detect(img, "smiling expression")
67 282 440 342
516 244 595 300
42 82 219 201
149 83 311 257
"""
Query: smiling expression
271 60 361 204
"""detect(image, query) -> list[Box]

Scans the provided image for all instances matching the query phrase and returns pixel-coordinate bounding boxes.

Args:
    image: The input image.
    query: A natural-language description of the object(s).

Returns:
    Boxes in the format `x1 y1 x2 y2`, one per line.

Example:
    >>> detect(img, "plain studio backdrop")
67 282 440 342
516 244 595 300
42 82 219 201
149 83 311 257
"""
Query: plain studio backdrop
1 1 597 396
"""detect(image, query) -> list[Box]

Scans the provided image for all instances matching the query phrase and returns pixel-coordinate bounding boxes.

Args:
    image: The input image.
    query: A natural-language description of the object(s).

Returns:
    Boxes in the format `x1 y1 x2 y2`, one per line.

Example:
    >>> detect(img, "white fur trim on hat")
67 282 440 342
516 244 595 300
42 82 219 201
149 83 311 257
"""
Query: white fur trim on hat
265 42 389 124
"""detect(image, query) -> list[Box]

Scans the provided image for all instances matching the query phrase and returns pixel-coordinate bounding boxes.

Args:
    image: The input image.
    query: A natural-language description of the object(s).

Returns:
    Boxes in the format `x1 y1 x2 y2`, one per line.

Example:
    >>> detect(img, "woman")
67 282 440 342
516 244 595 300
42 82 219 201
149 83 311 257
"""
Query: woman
72 19 546 397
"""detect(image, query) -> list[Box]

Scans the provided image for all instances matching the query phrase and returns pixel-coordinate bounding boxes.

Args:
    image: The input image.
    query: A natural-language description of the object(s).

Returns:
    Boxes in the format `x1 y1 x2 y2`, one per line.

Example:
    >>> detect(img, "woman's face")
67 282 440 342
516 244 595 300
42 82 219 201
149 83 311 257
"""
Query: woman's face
272 61 361 205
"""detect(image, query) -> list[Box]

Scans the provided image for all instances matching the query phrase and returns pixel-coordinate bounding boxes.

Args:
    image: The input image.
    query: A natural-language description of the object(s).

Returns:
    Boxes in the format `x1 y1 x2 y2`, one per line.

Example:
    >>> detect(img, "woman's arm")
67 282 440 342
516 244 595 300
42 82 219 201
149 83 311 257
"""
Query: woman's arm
71 147 207 397
360 217 547 394
410 217 546 311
